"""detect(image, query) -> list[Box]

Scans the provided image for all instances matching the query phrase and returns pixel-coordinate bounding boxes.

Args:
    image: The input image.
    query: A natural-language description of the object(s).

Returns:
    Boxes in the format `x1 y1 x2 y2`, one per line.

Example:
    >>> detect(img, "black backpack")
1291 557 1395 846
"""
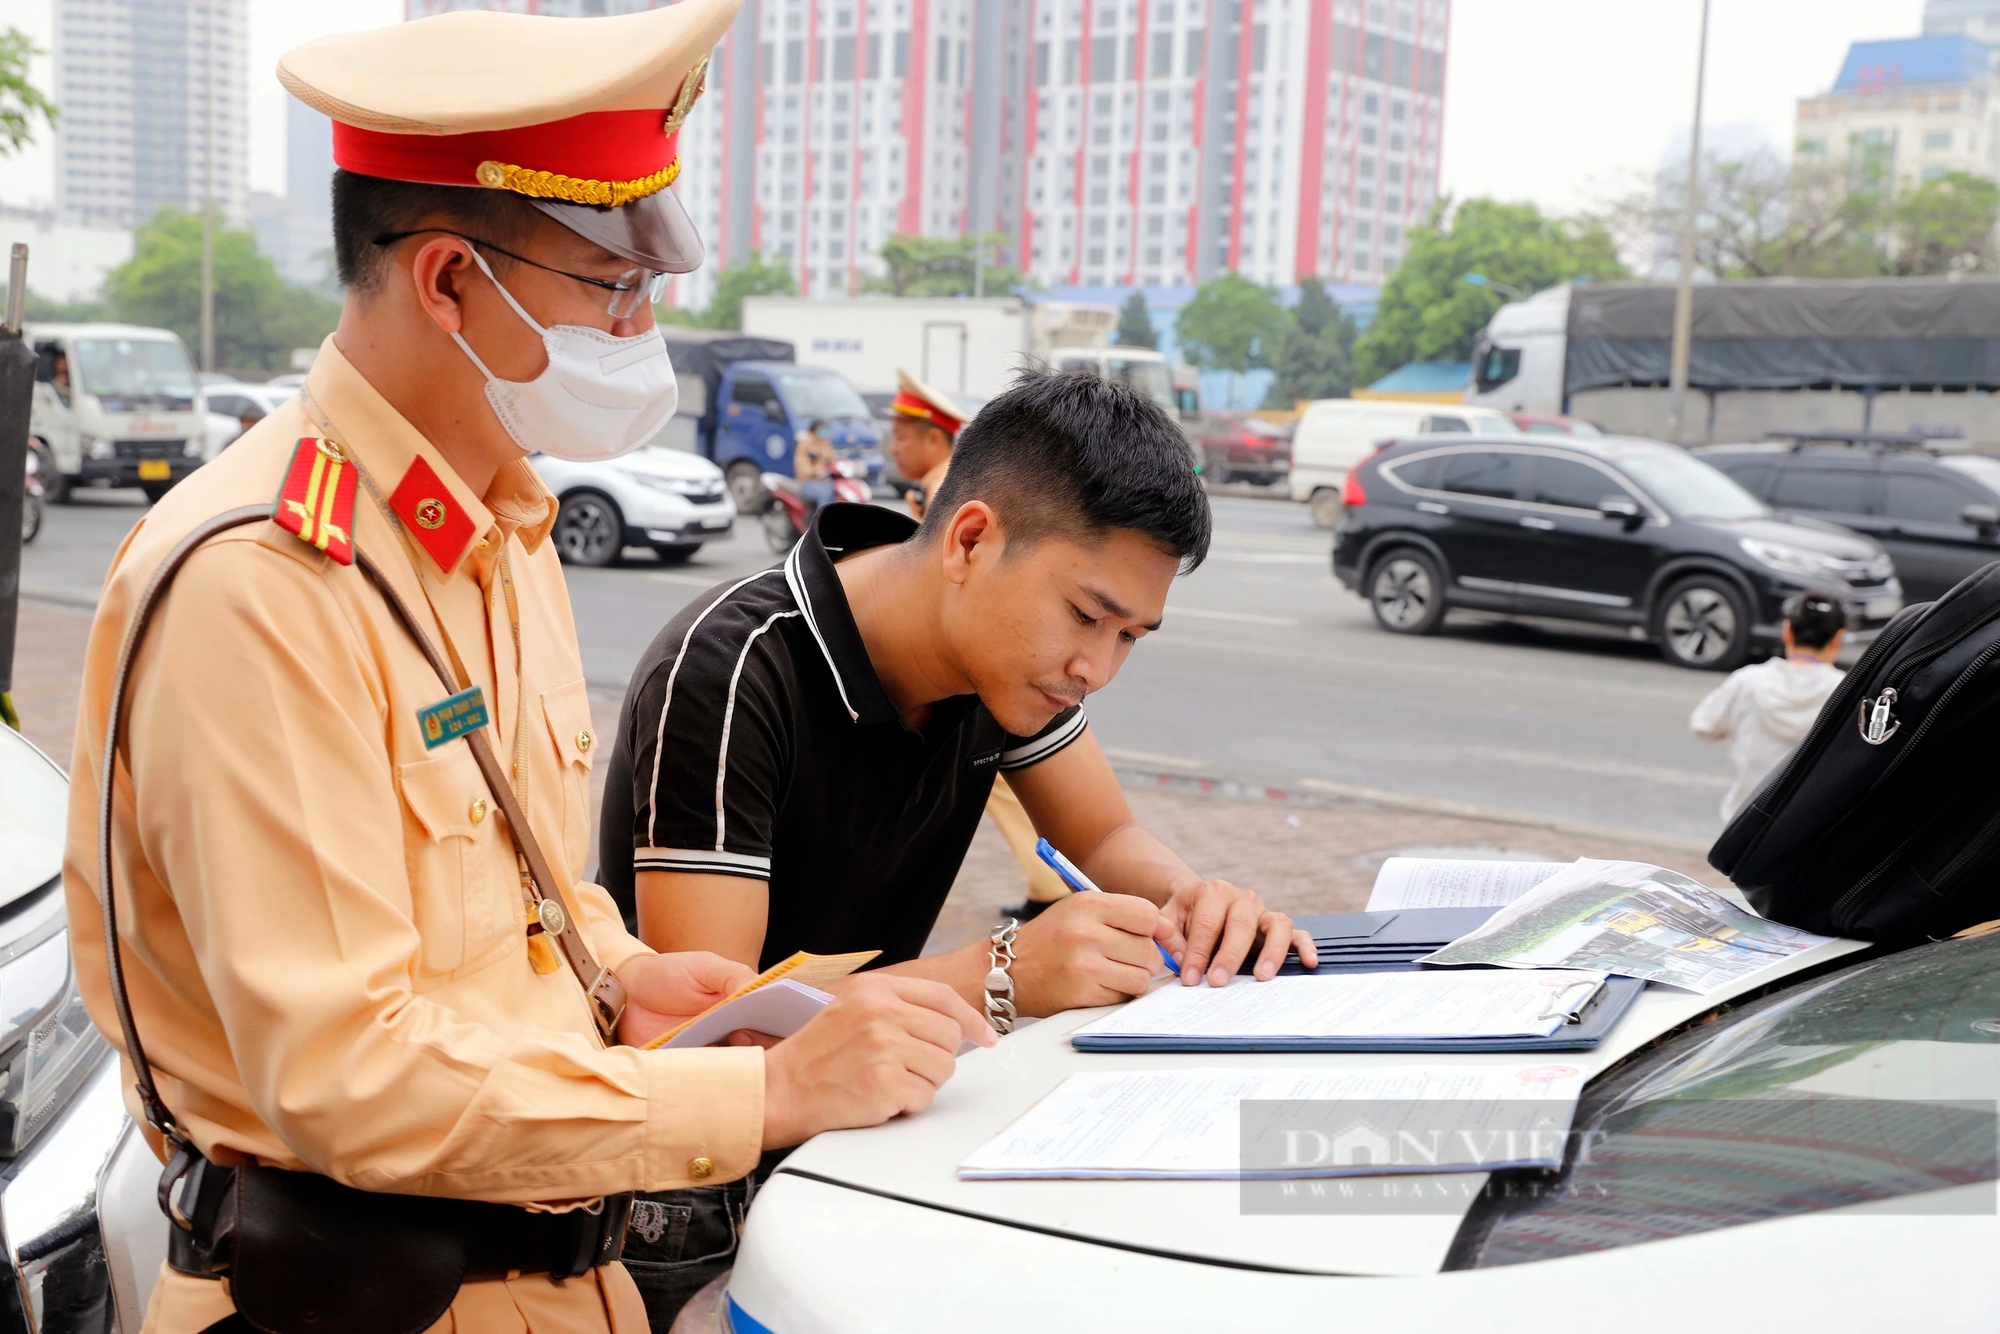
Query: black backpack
1711 562 2000 943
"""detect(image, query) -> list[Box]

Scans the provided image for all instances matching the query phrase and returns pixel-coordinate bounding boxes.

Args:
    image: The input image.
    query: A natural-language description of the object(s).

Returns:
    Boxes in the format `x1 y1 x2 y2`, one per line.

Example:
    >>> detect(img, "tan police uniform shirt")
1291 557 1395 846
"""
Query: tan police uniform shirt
63 339 763 1334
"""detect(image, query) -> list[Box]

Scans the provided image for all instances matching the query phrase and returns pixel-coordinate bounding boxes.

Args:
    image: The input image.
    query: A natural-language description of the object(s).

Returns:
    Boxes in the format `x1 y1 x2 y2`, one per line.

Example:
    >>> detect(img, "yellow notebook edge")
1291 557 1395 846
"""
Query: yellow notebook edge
640 949 881 1050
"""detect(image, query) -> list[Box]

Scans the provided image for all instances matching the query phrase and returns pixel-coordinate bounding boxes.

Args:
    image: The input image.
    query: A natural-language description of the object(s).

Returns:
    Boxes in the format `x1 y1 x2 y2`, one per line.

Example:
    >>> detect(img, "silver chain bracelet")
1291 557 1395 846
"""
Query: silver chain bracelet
985 917 1019 1035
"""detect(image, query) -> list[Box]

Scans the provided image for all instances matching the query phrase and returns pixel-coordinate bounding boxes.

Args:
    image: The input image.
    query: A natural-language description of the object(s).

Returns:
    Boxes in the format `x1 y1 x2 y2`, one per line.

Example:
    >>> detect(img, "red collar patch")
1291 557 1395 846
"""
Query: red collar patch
388 454 478 574
272 438 357 566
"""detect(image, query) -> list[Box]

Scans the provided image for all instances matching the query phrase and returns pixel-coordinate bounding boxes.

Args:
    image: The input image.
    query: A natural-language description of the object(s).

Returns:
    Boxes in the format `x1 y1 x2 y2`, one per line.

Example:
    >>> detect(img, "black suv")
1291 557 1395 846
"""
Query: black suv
1695 440 2000 603
1332 434 1904 670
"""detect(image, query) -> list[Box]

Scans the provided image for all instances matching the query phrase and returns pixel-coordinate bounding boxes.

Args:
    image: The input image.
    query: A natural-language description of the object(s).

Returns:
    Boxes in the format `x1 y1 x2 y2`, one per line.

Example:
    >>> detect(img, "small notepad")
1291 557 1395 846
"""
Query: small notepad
641 949 878 1050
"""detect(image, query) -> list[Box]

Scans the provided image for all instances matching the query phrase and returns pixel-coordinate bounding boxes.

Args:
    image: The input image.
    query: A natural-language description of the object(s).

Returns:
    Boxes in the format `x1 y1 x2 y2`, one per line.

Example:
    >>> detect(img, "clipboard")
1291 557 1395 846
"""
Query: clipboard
1070 975 1647 1053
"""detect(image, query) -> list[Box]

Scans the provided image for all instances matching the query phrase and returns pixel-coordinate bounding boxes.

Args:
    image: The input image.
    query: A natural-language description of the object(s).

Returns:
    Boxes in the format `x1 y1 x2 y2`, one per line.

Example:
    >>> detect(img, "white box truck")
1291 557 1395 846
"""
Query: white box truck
739 296 1118 405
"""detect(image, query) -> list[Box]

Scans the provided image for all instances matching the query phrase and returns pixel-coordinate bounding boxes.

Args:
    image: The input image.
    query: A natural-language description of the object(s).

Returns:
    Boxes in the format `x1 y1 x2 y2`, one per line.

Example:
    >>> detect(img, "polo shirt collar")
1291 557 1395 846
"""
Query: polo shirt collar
784 502 916 727
301 337 557 578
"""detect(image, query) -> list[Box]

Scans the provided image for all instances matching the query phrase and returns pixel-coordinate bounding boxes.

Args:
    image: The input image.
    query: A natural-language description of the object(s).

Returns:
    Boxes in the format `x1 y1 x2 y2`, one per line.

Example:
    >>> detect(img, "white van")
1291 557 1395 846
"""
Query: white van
26 323 207 503
1289 399 1519 525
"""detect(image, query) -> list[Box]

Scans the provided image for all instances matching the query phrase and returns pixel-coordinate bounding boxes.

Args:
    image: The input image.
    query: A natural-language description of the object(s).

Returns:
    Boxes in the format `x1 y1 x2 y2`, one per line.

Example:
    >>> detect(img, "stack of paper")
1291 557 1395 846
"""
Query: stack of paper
958 1064 1588 1180
1365 857 1570 912
1069 969 1639 1053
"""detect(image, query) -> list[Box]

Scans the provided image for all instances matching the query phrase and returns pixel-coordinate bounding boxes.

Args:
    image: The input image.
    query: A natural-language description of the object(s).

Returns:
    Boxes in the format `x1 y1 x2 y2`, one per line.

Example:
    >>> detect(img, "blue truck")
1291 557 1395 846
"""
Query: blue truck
658 327 882 512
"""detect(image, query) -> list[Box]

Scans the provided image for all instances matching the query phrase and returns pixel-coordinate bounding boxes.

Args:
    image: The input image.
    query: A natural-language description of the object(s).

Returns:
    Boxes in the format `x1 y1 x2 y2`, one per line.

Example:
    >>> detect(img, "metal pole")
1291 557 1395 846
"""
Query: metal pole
199 0 216 372
0 244 32 730
974 236 986 300
4 245 24 334
1666 0 1711 446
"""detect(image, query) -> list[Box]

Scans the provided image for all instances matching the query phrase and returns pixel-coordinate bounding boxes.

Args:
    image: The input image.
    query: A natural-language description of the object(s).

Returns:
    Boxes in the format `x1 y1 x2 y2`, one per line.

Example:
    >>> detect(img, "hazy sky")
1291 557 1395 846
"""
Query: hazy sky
0 0 1934 220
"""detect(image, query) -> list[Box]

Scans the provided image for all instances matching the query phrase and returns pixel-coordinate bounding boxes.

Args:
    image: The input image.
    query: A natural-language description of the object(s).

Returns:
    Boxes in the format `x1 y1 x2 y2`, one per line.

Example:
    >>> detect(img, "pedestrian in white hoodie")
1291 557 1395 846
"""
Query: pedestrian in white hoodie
1692 591 1847 823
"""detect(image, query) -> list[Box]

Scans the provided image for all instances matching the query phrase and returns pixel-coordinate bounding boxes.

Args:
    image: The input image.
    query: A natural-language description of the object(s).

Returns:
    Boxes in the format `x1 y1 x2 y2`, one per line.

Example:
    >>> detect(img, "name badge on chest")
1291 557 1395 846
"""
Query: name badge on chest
418 686 490 749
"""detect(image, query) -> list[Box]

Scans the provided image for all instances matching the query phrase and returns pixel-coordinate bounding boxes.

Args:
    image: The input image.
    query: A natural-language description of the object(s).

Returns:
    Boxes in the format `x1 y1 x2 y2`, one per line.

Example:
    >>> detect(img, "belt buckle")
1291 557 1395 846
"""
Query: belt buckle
598 1193 636 1265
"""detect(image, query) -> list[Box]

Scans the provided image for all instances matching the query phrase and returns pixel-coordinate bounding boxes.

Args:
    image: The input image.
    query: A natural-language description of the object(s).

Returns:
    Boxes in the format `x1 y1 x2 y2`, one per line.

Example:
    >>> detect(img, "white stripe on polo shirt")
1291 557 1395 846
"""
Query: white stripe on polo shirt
632 846 773 880
998 706 1088 769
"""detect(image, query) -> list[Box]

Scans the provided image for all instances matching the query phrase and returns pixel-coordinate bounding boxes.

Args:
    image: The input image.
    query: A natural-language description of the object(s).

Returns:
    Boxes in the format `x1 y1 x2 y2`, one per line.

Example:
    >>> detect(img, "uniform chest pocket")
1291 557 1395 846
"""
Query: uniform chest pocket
540 678 597 874
397 745 516 979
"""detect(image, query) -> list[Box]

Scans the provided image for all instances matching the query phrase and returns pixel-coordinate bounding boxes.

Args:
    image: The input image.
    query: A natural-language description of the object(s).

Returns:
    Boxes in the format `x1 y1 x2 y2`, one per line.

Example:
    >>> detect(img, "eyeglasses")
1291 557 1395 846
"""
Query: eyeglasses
372 228 670 318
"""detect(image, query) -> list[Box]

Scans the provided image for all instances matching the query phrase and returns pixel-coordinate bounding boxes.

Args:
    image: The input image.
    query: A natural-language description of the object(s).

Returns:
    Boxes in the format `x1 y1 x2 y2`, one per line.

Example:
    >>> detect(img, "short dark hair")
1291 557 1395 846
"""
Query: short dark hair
918 368 1210 569
331 169 546 293
1783 589 1847 649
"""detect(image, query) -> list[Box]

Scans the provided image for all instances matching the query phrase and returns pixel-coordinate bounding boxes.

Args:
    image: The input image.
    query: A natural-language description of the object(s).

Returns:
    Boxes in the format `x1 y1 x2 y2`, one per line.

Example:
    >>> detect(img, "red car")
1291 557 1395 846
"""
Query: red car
1508 412 1603 437
1199 415 1293 486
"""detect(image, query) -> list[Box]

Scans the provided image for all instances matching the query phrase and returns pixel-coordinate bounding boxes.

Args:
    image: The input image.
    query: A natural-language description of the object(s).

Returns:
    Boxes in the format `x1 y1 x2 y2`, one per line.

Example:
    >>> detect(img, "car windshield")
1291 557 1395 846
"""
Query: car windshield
1939 454 2000 495
1451 931 2000 1268
777 372 871 422
1613 446 1768 521
1465 412 1520 435
73 336 198 412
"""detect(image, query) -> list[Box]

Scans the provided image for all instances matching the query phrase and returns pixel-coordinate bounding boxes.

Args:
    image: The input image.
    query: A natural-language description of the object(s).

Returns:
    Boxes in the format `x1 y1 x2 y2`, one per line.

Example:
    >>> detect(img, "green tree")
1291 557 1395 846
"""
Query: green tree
1264 277 1357 407
1888 171 2000 276
0 27 57 156
1174 273 1287 374
696 252 797 330
868 233 1027 298
1114 291 1157 348
102 209 340 374
1355 198 1625 385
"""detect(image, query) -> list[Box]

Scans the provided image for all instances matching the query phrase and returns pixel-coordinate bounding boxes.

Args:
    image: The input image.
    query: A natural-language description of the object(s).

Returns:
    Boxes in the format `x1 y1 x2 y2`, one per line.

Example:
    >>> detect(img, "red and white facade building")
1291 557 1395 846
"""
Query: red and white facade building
401 0 1447 307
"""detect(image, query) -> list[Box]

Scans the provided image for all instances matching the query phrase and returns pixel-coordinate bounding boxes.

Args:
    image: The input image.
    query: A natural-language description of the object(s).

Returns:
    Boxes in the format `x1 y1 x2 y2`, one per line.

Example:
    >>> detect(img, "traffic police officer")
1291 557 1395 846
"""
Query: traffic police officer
888 367 962 521
63 5 987 1331
887 368 1070 915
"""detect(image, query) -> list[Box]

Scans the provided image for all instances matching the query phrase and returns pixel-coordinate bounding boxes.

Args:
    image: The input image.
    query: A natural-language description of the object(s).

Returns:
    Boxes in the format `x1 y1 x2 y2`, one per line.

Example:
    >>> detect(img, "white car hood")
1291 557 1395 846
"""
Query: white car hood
777 934 1867 1277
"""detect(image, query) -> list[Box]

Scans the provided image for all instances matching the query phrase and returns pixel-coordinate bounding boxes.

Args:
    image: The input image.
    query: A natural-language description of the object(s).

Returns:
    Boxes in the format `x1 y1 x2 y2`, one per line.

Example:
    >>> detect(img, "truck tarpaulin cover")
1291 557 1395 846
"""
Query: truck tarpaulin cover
1564 279 2000 393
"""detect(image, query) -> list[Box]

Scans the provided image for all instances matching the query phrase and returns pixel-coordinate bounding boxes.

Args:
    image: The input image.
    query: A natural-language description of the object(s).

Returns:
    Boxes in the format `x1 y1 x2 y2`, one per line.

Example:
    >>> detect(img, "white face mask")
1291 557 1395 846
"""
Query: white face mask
450 248 678 462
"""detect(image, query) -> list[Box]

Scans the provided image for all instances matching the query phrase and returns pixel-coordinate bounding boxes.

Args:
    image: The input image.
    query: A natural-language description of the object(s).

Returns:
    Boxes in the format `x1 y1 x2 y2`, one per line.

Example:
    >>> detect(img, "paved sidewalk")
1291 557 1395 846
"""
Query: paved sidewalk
12 602 91 766
23 597 1719 960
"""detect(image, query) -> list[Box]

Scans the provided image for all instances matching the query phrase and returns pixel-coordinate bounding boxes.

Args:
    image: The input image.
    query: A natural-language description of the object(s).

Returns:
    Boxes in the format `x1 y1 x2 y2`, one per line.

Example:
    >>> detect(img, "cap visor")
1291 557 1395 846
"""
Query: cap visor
530 186 704 274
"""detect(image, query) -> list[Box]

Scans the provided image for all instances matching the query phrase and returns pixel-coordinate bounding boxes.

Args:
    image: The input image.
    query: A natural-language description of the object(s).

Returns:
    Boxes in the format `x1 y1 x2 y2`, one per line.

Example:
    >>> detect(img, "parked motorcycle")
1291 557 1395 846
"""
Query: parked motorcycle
761 459 870 553
21 439 42 545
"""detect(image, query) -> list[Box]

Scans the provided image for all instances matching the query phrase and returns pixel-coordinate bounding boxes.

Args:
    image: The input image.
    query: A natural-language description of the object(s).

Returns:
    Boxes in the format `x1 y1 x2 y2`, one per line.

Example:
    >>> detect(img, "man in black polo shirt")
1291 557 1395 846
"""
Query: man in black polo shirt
597 370 1317 1323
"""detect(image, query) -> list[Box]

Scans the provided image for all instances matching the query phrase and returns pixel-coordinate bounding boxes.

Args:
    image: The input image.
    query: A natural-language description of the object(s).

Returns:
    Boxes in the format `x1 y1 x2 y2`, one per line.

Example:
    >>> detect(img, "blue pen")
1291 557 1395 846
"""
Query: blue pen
1035 837 1182 975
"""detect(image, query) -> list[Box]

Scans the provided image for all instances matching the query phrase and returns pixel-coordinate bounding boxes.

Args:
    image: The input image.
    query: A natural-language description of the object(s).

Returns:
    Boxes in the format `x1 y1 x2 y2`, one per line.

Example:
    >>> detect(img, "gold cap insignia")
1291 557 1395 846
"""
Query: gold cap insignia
661 55 710 137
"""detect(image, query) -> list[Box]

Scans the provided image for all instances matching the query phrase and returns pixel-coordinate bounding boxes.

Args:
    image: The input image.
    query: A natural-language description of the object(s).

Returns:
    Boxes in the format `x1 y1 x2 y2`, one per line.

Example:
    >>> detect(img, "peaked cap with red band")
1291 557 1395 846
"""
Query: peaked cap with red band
891 367 966 437
277 0 740 274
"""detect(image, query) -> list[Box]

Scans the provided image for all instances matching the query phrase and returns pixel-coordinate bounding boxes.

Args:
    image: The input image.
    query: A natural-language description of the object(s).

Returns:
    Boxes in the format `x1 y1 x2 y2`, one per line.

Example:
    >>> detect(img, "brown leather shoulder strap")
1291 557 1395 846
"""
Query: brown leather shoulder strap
99 513 627 1142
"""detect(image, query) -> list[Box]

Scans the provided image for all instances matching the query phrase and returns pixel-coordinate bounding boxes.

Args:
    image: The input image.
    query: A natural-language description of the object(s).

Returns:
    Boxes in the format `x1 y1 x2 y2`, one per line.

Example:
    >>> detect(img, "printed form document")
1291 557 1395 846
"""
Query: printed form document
1366 858 1569 912
1069 969 1610 1042
958 1065 1589 1180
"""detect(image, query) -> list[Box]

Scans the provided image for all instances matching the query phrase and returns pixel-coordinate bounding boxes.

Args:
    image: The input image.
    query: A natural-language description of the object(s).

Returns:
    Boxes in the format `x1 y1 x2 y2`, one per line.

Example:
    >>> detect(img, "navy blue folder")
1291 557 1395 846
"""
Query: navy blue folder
1071 975 1649 1054
1244 907 1502 976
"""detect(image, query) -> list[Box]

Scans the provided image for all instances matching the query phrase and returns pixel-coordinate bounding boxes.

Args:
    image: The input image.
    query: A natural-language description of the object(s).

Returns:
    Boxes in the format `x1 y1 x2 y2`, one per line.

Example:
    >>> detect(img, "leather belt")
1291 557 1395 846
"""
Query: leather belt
164 1149 634 1285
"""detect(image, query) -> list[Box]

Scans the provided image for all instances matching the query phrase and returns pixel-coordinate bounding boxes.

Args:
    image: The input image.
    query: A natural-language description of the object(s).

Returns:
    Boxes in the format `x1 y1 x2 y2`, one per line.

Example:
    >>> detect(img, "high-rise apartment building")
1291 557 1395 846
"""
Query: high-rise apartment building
1794 36 2000 193
388 0 1447 305
54 0 250 230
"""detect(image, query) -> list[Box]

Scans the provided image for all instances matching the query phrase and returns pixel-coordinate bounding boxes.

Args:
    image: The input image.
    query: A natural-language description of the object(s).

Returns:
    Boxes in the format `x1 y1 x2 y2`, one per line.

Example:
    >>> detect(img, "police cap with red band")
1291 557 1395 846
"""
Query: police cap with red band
891 368 966 437
277 0 739 274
